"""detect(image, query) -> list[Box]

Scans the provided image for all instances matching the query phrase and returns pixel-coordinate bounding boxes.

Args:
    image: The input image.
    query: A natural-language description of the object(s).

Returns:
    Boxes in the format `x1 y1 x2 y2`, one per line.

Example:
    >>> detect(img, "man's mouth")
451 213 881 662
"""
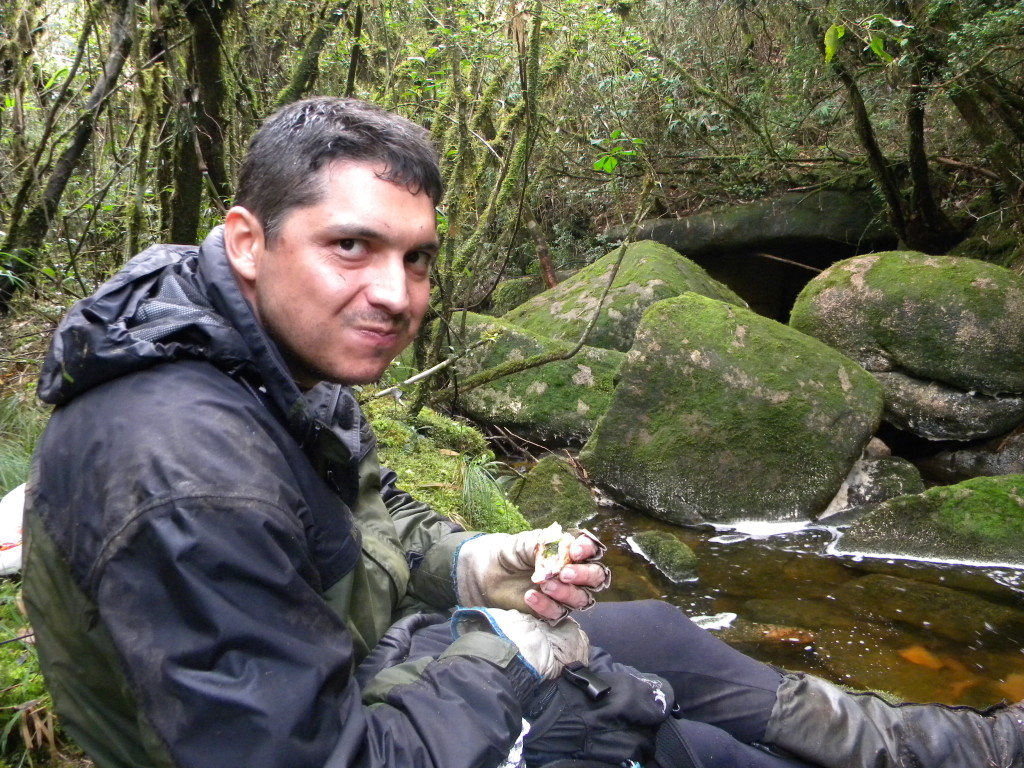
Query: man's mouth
354 325 404 346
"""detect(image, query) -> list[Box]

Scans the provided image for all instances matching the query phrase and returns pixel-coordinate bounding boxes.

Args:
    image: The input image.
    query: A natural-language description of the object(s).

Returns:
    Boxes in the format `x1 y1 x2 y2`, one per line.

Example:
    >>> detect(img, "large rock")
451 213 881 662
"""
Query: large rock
838 475 1024 566
919 427 1024 483
502 240 744 353
633 190 894 260
510 455 595 528
628 530 698 583
580 294 884 524
818 448 924 525
791 251 1024 396
487 272 574 316
874 371 1024 441
449 313 624 445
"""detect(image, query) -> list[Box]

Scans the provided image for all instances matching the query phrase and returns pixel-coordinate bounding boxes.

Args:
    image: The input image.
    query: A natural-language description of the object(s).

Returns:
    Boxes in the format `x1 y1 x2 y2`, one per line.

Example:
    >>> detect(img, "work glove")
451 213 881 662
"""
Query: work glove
452 607 591 680
455 525 611 621
523 649 673 767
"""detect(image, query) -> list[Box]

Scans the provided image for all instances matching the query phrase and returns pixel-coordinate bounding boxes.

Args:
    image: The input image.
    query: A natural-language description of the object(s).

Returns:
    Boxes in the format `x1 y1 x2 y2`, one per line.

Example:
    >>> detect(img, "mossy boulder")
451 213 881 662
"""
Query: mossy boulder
819 454 924 524
510 455 595 528
628 530 698 583
489 276 546 316
838 475 1024 566
502 240 745 353
487 272 574 316
449 313 624 445
790 251 1024 395
580 293 884 525
948 214 1023 269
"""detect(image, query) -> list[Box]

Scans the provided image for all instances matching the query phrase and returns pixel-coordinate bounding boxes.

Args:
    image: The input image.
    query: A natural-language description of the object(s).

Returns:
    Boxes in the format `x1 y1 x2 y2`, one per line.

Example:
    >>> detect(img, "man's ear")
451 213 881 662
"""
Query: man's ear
223 206 263 288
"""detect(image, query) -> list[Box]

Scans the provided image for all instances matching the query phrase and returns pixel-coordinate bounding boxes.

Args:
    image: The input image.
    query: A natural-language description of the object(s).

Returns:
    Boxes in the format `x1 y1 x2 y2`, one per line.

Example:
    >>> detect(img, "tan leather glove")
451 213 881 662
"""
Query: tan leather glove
452 607 591 680
455 525 611 619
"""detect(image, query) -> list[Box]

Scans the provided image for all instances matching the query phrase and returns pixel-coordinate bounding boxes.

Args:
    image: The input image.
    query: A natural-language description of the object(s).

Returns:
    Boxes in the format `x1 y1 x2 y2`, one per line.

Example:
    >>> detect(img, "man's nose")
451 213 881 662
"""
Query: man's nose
364 255 410 314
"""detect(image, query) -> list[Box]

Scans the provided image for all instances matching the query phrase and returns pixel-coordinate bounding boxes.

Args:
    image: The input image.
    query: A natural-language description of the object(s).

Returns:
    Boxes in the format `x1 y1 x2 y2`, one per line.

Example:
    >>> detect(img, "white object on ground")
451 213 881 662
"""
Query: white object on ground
0 483 25 576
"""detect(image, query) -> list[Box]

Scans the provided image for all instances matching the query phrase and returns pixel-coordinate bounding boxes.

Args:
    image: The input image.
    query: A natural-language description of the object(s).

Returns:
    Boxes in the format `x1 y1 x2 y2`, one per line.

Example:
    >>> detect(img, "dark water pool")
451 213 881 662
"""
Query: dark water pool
586 504 1024 709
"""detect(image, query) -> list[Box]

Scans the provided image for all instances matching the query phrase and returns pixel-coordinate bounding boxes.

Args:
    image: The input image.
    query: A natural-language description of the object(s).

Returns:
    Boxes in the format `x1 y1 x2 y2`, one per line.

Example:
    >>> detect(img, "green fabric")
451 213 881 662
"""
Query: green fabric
22 514 177 768
329 441 470 662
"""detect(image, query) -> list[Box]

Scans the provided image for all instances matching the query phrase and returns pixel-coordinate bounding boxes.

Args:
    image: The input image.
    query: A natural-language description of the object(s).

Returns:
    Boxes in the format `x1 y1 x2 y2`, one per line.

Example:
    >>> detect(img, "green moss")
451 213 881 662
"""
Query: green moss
842 475 1024 564
510 455 594 528
488 276 547 316
630 530 698 582
791 252 1024 394
949 217 1023 268
503 240 745 352
930 476 1024 548
362 398 528 533
582 293 882 523
448 313 624 444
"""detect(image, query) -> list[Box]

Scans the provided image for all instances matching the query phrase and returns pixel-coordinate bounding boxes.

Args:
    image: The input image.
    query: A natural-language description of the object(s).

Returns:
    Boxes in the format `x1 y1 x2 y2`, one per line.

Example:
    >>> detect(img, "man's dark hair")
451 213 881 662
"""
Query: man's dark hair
235 97 443 243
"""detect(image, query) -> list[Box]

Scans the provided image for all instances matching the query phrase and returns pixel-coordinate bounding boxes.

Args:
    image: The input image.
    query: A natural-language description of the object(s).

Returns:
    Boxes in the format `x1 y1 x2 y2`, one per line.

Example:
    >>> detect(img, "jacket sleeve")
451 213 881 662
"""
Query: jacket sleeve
96 496 535 768
378 462 479 609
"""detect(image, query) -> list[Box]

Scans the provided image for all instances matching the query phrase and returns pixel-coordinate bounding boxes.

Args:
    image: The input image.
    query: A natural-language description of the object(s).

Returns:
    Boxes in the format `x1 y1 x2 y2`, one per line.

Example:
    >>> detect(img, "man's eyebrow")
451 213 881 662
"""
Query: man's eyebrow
323 224 439 252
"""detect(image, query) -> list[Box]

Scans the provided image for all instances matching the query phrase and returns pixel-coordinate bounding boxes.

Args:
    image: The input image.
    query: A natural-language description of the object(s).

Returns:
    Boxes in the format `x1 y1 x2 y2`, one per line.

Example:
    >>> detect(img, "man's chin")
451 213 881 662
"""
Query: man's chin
292 362 392 389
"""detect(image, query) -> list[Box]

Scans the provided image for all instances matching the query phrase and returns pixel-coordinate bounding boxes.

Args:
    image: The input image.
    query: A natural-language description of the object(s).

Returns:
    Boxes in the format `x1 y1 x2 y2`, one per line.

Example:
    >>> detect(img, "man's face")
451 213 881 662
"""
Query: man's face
227 162 438 387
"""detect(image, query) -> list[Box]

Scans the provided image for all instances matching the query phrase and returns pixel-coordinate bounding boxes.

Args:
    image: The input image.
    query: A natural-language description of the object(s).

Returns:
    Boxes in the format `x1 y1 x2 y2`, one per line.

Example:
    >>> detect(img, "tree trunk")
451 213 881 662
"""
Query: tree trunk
0 0 136 314
831 59 908 244
168 113 203 244
905 65 959 253
275 6 347 108
0 1 44 177
189 1 232 208
344 4 364 98
167 0 233 243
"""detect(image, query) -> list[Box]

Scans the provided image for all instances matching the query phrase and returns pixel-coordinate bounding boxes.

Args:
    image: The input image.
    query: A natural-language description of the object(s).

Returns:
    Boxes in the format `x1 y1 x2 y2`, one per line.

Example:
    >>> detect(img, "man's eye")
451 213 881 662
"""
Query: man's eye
406 251 434 271
336 239 369 259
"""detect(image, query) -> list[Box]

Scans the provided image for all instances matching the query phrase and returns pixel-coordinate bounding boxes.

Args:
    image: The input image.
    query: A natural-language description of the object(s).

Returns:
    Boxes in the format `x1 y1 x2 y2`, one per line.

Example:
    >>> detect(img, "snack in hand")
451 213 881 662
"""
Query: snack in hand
531 523 575 584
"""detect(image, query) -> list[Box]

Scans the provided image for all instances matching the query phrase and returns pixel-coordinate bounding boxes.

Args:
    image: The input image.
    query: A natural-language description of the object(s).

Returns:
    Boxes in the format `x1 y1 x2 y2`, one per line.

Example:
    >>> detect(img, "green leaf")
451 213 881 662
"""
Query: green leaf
593 154 619 173
42 67 69 91
868 34 893 63
824 24 844 63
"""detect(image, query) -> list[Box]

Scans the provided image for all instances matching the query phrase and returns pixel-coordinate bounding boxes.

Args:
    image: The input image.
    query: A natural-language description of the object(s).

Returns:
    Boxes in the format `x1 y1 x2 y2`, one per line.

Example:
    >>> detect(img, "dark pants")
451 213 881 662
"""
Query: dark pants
381 600 814 767
576 600 812 767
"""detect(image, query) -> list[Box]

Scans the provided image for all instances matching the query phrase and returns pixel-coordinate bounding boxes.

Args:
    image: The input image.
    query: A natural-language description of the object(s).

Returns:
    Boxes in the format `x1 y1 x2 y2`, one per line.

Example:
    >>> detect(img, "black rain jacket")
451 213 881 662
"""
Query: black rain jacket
22 227 537 768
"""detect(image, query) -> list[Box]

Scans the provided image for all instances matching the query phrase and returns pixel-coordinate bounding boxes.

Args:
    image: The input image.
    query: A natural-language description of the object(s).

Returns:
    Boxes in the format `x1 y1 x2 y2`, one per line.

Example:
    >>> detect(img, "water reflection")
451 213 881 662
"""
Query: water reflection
587 504 1024 708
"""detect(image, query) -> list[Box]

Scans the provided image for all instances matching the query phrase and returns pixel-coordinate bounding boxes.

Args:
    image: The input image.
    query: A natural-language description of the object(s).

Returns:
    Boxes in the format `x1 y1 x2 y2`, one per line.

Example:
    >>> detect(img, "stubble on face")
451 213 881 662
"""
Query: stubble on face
263 306 414 388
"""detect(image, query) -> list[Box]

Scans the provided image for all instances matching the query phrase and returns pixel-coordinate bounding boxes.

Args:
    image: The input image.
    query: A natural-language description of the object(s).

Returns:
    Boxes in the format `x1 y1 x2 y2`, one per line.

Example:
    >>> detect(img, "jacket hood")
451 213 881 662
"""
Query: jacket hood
38 227 370 459
38 228 248 405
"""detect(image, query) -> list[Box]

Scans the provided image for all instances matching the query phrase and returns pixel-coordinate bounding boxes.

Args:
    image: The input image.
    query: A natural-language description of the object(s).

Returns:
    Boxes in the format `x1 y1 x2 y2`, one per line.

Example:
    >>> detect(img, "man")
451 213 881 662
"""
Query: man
23 97 1024 768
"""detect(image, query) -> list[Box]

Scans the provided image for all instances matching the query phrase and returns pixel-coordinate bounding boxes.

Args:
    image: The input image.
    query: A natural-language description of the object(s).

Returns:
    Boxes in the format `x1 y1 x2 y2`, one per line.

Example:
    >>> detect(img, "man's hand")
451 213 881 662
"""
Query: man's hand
455 527 612 622
451 607 590 679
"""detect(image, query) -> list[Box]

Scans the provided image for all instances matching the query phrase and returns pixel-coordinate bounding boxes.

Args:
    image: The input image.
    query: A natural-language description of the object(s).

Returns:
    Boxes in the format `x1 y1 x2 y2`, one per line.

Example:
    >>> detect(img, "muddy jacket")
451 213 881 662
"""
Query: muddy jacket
22 228 537 768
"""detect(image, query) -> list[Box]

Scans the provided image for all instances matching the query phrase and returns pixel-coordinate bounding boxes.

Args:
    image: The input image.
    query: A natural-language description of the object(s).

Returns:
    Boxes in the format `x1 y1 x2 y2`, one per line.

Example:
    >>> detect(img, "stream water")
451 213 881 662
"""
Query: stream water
585 503 1024 709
